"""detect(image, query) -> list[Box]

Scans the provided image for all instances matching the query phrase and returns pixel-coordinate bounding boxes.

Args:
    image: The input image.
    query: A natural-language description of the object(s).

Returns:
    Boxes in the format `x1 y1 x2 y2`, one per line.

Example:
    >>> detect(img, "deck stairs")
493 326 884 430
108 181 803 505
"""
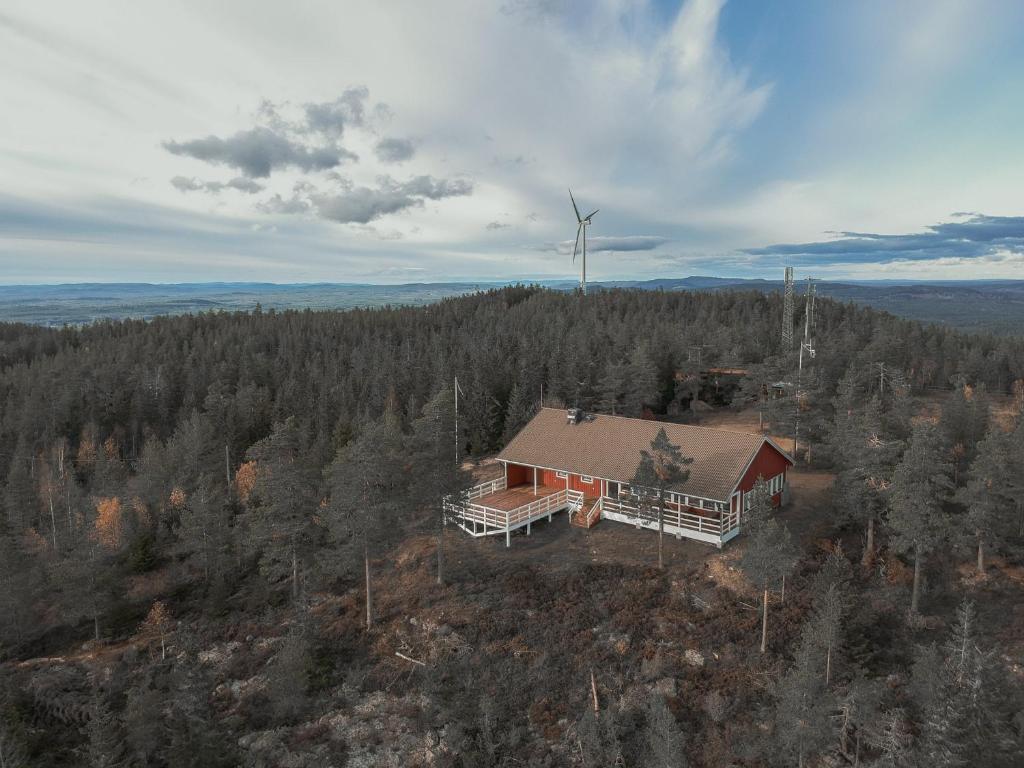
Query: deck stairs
571 496 602 529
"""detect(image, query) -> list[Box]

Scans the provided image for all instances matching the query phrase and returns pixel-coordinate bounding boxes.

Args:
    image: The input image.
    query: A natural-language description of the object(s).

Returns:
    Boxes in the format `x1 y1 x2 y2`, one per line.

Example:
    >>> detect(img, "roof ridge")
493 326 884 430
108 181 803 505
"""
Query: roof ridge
539 406 764 440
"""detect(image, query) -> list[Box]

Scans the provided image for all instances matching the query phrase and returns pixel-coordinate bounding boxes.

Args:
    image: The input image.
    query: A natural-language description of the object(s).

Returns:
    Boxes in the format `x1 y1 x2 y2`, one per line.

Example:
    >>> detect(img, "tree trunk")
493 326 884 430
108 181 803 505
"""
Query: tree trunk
291 546 299 603
48 492 58 553
862 516 875 569
94 614 100 642
436 519 445 586
910 549 922 615
825 643 832 686
657 502 664 570
976 538 984 576
364 543 373 629
760 587 769 653
780 574 786 605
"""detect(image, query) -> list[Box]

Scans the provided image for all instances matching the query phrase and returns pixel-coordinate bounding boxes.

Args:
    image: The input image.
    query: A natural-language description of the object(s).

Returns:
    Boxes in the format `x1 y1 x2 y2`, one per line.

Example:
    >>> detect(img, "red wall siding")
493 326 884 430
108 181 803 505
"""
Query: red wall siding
506 463 531 486
537 468 563 487
568 473 602 497
509 464 603 497
737 442 792 506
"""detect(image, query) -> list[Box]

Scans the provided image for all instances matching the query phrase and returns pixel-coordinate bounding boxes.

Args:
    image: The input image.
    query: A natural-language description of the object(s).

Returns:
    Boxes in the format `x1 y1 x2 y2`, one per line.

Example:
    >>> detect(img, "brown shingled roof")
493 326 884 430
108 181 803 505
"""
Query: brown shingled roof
497 408 789 501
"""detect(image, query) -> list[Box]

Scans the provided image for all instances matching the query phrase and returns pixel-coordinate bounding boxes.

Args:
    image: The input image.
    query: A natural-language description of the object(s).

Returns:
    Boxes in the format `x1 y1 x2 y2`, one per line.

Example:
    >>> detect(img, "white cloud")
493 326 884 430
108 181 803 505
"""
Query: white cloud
0 0 1019 282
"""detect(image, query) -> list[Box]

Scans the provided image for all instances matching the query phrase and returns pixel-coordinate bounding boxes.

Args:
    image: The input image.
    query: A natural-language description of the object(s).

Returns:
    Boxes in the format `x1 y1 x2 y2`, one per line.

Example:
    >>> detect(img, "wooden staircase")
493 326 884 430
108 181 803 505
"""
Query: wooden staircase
571 496 602 529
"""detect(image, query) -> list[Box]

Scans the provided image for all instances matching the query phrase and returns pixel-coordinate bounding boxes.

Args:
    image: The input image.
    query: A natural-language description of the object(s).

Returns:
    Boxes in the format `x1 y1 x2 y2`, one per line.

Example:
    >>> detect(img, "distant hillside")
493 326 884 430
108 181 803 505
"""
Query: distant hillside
2 278 1023 335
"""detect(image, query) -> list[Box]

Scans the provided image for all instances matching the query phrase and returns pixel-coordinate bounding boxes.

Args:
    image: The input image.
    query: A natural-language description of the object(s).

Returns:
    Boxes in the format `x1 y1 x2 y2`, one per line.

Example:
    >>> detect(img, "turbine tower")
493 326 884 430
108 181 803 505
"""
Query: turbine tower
569 189 599 295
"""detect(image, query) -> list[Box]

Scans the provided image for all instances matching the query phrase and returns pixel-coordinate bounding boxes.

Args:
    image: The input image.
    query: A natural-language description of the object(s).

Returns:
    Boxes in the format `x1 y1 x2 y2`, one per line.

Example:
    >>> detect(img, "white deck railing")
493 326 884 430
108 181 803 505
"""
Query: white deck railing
444 480 580 544
601 497 734 538
446 477 743 547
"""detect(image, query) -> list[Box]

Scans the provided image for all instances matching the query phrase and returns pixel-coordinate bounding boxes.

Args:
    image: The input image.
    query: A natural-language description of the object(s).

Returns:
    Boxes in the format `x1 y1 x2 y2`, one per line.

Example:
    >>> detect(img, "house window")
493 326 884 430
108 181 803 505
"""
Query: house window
581 475 593 484
555 471 568 480
769 474 784 495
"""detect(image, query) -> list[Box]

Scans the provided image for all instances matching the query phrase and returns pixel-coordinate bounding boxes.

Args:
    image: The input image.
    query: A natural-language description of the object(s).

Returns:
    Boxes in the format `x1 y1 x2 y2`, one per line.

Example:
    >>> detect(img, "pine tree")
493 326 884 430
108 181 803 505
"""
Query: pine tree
773 631 834 768
244 418 322 603
958 426 1016 575
625 344 659 417
628 428 692 569
739 504 799 653
832 390 903 568
941 381 990 486
175 475 230 583
411 385 474 585
886 421 954 615
644 695 687 767
597 359 627 415
86 684 130 768
869 709 914 768
325 411 410 629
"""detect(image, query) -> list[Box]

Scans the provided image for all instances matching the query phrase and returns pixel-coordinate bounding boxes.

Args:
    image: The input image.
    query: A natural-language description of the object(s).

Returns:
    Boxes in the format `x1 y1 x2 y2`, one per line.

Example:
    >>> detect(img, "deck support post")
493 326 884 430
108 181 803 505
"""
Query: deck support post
505 523 511 548
527 520 531 535
533 467 538 495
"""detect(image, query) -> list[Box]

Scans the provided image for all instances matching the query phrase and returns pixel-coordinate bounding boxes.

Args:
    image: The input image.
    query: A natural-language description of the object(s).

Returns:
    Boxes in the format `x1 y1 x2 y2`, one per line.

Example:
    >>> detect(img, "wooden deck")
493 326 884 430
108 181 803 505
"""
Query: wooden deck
476 484 564 511
445 480 580 546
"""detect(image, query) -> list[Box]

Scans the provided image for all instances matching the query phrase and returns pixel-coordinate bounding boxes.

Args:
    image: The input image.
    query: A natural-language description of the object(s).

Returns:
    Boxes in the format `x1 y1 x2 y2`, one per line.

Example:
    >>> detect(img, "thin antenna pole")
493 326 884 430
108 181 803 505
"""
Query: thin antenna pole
454 376 460 466
782 267 794 348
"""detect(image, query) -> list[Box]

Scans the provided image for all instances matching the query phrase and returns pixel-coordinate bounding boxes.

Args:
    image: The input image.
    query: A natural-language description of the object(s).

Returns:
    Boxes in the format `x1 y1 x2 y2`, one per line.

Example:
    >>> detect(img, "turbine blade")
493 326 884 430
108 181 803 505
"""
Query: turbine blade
585 209 599 219
572 224 582 263
569 188 581 222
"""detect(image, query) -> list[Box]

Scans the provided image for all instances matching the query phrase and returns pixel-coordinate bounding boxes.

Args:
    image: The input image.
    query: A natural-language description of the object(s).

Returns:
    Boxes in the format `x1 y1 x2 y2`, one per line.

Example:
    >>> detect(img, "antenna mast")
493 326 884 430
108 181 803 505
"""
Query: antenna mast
781 266 795 348
793 276 817 459
798 278 816 374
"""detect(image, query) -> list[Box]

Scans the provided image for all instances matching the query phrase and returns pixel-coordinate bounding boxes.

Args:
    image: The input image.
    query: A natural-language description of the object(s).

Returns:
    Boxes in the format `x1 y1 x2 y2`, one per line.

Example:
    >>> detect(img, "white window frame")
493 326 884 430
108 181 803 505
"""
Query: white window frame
581 475 593 484
555 470 568 480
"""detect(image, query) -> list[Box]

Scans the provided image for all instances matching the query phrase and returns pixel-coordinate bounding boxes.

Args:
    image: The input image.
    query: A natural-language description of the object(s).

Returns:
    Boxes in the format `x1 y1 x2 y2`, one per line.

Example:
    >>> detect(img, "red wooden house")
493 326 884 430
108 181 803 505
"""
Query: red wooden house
446 408 793 547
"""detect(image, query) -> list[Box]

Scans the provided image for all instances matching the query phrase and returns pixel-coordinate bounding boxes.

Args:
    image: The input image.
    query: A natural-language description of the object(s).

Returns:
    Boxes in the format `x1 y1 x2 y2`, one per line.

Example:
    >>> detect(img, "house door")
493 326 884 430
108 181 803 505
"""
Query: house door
607 481 619 499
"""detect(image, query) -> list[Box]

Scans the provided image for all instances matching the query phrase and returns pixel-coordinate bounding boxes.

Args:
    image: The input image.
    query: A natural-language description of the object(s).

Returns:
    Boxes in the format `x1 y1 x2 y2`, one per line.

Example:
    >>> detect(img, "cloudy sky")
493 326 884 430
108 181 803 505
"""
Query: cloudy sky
3 0 1024 284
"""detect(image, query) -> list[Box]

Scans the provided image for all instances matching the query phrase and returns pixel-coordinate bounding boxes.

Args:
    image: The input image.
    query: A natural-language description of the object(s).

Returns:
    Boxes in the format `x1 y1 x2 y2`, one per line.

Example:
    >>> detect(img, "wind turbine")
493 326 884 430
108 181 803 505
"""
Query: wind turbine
569 189 598 295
